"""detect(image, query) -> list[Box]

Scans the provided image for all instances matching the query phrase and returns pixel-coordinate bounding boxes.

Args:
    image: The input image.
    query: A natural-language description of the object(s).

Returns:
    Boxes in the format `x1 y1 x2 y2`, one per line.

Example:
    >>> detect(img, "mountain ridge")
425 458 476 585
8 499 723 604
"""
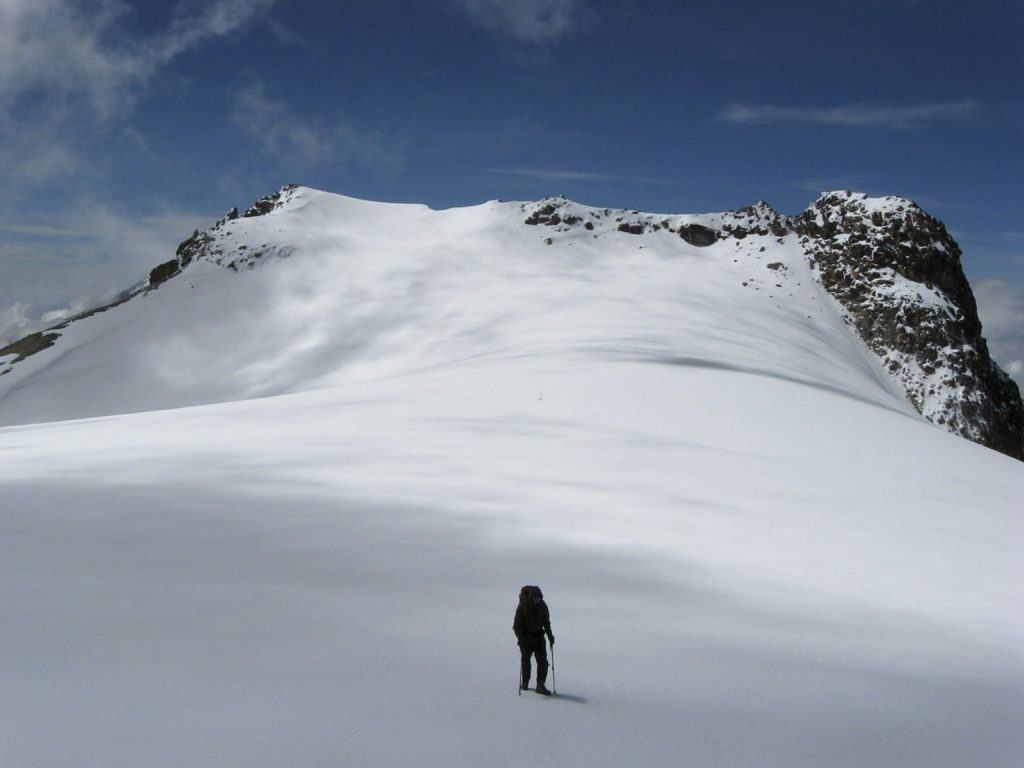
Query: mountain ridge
1 184 1020 460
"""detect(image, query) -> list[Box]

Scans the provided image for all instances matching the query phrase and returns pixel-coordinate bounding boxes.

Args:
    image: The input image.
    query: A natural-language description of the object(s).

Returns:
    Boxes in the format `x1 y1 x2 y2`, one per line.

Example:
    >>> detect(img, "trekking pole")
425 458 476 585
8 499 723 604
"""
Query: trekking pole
517 649 522 696
549 637 556 695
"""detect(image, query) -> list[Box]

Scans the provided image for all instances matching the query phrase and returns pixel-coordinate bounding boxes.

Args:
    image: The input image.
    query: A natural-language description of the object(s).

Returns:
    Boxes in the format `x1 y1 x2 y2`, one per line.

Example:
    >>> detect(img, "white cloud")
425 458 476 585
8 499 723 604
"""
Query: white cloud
454 0 587 44
231 81 399 171
231 82 338 168
974 277 1024 388
0 302 35 349
0 0 280 185
718 101 979 129
0 297 94 349
0 221 93 237
487 167 623 182
485 166 672 187
158 0 281 64
0 0 279 117
0 0 138 121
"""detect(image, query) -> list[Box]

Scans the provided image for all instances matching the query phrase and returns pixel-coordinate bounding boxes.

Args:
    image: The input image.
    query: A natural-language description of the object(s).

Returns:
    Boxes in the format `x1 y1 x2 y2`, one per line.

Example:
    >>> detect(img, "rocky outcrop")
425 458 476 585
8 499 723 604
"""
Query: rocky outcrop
517 191 1023 460
0 332 60 373
520 197 800 250
792 191 1023 460
243 184 299 218
149 185 303 288
678 224 718 247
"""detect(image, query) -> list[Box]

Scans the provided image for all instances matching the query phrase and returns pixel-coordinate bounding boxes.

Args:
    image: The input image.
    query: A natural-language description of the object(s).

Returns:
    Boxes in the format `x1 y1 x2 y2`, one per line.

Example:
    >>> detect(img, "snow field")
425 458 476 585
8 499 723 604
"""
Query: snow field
2 357 1022 767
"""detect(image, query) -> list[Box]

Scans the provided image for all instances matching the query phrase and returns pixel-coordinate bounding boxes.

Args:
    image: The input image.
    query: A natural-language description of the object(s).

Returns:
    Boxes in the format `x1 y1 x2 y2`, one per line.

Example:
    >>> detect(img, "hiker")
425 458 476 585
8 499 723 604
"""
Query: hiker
514 585 554 695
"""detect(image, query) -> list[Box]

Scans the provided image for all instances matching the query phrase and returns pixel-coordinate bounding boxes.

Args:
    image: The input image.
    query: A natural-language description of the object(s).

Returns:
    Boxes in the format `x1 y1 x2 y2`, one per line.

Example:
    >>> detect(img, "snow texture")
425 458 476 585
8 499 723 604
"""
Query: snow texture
1 187 1022 767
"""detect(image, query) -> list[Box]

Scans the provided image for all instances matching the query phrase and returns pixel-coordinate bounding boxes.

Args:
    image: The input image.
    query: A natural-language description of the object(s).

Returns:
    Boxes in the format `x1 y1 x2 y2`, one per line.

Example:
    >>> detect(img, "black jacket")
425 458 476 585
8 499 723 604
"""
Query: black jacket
514 595 552 642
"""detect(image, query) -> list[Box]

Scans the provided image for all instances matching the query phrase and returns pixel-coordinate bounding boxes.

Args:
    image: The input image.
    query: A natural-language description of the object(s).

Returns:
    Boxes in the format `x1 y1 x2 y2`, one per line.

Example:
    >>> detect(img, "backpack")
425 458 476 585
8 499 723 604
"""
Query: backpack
519 584 543 602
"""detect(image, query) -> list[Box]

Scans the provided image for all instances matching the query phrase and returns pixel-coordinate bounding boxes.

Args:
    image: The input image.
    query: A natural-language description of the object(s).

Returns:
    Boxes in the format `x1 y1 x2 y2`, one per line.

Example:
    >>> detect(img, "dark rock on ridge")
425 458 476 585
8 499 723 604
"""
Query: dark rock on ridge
524 201 563 226
149 258 182 287
0 332 60 372
244 184 299 218
678 224 718 247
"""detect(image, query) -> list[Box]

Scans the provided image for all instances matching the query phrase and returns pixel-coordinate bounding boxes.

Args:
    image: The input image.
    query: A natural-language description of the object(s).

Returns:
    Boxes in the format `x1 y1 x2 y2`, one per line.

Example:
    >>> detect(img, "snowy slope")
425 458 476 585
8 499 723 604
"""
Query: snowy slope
1 187 1022 767
0 186 908 424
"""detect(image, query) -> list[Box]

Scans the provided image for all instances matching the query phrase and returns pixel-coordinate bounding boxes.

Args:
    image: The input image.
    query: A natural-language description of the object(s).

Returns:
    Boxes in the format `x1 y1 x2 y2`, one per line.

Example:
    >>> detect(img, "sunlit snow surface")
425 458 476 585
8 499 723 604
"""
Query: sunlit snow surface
1 189 1021 767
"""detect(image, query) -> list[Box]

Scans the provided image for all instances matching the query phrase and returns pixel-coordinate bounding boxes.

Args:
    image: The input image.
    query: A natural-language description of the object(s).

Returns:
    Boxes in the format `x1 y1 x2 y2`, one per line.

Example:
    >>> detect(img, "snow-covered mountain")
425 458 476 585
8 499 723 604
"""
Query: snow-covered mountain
2 184 1020 459
1 187 1022 767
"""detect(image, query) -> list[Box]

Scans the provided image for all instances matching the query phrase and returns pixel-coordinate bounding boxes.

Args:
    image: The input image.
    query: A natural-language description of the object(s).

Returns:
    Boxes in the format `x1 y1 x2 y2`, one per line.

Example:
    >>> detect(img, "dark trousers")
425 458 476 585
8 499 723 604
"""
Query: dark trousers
519 632 548 687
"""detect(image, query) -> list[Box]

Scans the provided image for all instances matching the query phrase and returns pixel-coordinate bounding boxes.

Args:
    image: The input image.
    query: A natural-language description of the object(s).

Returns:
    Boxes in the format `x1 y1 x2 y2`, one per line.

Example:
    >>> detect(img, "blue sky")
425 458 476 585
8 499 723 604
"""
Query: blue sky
2 0 1022 380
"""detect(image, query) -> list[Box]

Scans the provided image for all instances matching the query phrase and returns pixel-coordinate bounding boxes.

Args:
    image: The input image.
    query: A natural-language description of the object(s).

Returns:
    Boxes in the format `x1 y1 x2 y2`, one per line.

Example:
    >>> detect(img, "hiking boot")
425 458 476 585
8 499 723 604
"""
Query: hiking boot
536 683 551 696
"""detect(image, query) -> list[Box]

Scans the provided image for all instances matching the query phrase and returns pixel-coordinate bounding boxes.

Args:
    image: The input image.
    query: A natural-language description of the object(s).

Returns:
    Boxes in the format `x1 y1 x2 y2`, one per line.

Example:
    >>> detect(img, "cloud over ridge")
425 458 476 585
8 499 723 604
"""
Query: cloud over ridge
454 0 586 44
974 277 1024 387
718 101 979 129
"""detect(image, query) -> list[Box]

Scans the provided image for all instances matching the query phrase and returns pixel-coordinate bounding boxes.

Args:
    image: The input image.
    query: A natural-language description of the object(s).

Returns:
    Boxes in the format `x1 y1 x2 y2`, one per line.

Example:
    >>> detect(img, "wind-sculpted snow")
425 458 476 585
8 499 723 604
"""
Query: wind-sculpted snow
1 187 1022 766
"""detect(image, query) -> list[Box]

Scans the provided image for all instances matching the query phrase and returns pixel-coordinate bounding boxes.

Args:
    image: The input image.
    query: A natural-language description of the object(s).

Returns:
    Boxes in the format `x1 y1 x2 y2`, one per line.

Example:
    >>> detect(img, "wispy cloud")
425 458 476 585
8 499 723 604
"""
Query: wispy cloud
454 0 588 44
1 0 135 121
488 167 619 182
0 221 94 237
0 0 281 185
0 0 280 119
486 166 670 185
157 0 280 64
974 277 1024 387
231 81 398 171
718 101 980 129
231 82 339 168
792 176 871 195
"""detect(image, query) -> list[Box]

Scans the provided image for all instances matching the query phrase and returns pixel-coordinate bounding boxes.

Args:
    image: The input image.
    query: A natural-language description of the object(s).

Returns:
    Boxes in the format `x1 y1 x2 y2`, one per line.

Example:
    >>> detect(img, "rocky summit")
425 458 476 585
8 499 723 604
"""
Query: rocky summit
1 185 1020 461
793 192 1023 461
515 190 1023 460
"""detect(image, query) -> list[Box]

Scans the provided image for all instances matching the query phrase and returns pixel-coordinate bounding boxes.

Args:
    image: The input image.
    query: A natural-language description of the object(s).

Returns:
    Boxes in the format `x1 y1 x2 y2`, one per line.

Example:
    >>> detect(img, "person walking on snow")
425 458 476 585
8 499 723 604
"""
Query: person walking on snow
514 585 554 695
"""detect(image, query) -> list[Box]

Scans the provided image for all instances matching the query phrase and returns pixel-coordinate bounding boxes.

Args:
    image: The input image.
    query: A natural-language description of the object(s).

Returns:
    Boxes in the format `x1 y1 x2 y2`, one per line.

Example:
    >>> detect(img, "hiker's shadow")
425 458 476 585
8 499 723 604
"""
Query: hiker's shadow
552 692 588 704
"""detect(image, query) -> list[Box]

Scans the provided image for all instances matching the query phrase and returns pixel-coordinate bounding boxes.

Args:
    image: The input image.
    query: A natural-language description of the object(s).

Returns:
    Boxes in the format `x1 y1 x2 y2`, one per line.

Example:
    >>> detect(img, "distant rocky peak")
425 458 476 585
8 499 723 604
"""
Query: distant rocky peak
794 192 1023 459
521 196 595 229
731 200 787 227
807 190 921 220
